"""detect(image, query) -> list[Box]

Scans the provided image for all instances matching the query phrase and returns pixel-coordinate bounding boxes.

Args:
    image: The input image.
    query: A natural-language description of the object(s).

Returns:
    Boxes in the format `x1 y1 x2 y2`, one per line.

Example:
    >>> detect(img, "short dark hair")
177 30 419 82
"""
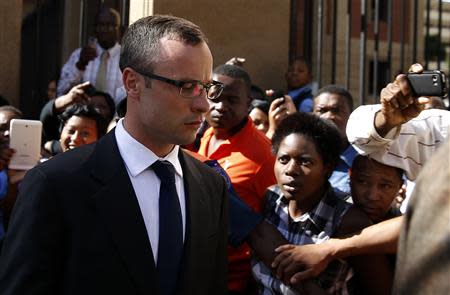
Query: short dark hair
96 7 121 26
315 85 354 111
59 104 108 138
289 57 312 74
213 64 252 94
250 99 269 115
251 85 267 101
91 90 116 121
120 15 207 73
352 155 404 180
272 112 343 169
0 105 22 118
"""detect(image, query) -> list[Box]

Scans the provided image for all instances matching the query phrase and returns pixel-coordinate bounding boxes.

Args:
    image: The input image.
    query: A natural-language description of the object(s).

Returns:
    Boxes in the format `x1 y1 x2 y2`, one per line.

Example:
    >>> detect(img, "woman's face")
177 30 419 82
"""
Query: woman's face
274 133 330 203
60 115 98 152
249 108 269 134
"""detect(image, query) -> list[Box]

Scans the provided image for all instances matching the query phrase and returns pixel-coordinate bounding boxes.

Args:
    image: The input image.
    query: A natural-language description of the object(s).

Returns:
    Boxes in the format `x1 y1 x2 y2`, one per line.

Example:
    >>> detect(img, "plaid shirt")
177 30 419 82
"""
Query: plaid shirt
252 184 353 294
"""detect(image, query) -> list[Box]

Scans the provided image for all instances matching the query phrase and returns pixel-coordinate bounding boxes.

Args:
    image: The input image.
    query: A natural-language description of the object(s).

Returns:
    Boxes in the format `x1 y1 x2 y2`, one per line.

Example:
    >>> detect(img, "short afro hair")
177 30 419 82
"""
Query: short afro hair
250 99 269 115
213 64 252 94
315 85 354 111
272 112 343 169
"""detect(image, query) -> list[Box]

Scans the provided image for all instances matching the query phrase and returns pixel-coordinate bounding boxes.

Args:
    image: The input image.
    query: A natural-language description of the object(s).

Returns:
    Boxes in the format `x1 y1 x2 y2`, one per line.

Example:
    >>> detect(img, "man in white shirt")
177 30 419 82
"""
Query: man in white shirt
57 7 125 104
0 15 228 295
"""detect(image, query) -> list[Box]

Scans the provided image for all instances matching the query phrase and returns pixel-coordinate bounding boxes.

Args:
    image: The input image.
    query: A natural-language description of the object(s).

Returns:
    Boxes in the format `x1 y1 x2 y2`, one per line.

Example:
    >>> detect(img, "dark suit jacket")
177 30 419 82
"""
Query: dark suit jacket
0 131 228 295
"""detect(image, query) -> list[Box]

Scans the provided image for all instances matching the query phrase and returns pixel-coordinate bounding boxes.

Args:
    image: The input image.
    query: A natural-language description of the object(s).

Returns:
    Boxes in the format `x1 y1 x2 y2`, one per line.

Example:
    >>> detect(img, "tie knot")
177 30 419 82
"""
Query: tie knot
152 160 176 183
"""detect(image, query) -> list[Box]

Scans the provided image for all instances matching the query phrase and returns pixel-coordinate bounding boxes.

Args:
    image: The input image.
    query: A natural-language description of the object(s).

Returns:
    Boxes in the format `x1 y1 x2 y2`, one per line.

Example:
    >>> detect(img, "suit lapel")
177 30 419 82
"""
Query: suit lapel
177 151 210 294
89 132 158 294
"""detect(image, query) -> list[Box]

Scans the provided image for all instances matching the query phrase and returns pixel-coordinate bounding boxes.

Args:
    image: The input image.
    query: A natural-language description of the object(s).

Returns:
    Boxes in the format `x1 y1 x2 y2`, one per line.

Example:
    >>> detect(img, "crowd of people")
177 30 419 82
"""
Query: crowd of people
0 8 448 295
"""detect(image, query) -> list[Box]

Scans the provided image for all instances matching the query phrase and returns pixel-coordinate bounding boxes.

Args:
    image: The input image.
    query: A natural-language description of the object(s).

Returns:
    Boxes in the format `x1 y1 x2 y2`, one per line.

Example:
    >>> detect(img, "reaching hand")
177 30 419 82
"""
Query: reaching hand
376 63 430 137
266 94 296 139
54 82 92 113
225 57 246 67
271 243 333 285
392 183 407 210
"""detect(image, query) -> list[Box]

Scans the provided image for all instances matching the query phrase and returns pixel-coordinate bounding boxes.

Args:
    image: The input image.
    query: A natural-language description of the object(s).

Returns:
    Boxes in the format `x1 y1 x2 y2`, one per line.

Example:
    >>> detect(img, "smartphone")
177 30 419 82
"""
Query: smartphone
406 70 447 97
9 119 42 170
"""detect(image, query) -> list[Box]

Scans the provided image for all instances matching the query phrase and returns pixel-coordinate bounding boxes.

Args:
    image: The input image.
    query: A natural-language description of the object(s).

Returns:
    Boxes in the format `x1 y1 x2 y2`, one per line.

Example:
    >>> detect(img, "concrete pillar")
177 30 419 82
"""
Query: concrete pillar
0 0 23 106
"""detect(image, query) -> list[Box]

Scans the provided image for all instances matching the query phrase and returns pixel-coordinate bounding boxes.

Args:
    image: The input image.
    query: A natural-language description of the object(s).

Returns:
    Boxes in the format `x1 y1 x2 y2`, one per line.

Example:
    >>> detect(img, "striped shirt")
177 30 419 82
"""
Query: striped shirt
57 42 125 104
252 184 353 294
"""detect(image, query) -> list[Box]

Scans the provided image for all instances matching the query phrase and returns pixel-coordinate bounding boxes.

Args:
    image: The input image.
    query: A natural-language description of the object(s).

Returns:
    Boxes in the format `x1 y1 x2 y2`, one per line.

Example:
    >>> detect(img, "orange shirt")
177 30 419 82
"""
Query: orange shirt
198 118 276 291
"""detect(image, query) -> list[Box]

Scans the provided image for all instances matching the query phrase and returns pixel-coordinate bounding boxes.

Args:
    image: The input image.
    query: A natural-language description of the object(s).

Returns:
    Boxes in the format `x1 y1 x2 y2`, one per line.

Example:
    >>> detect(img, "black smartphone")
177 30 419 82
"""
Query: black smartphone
406 70 447 97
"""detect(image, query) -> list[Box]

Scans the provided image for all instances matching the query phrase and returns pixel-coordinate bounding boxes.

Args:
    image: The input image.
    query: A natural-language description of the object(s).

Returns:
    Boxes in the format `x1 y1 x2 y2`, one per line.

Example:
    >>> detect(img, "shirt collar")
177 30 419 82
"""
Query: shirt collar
114 119 183 178
96 42 121 57
275 184 336 231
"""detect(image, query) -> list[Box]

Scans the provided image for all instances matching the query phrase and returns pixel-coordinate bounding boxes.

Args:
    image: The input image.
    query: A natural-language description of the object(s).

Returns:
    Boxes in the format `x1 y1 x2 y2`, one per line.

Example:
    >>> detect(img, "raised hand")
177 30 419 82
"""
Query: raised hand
376 63 430 137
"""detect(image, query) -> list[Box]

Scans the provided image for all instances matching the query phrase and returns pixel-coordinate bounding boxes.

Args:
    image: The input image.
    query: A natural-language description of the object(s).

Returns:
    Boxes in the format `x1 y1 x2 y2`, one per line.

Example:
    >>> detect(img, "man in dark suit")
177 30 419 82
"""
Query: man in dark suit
0 15 228 295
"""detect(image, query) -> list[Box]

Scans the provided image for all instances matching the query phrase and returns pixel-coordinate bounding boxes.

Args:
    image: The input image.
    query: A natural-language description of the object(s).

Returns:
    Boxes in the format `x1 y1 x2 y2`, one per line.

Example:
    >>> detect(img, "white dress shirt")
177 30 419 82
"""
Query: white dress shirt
115 119 186 262
57 42 126 104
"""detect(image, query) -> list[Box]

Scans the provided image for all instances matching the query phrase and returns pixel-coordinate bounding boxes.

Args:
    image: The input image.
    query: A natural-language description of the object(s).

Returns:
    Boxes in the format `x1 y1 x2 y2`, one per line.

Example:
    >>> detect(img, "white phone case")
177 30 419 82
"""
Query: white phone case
9 119 42 170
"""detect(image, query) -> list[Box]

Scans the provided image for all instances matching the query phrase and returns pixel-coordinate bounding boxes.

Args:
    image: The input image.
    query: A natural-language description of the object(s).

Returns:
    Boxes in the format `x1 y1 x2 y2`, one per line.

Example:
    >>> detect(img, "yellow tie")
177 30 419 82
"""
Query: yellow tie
96 51 109 92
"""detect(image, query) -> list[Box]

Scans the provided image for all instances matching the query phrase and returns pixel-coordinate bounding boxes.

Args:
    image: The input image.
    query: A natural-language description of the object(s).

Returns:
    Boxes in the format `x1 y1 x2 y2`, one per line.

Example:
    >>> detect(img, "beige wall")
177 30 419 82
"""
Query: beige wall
154 0 290 90
0 0 22 106
61 0 83 64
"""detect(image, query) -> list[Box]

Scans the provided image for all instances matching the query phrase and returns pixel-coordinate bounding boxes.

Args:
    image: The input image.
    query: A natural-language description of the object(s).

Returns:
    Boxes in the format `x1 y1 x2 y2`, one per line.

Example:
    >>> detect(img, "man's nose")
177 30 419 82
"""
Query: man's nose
366 187 381 201
321 111 335 121
212 100 227 112
191 94 209 114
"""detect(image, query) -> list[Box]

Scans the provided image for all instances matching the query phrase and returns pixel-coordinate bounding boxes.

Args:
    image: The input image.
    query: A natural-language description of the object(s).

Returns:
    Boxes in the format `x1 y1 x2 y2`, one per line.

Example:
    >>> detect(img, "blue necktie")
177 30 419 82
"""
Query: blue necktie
152 160 183 295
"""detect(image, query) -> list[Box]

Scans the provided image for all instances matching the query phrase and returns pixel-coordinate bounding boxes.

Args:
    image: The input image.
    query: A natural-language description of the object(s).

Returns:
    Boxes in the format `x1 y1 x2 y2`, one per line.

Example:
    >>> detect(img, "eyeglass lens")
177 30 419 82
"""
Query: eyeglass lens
180 83 222 99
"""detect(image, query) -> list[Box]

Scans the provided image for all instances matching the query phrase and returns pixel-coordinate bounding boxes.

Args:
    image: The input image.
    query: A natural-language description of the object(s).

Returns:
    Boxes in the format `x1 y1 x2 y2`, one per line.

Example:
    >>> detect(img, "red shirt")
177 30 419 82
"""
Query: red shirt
198 118 276 291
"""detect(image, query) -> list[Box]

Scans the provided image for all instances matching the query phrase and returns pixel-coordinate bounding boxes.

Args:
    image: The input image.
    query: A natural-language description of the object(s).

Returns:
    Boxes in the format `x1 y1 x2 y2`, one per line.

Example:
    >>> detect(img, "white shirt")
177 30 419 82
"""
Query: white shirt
57 42 125 104
115 119 186 262
347 104 450 181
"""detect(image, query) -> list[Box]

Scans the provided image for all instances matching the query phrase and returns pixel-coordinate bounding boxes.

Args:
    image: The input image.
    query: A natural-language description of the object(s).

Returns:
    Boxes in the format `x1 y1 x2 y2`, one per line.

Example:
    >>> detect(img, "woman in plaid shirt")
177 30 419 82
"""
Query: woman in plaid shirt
252 112 393 295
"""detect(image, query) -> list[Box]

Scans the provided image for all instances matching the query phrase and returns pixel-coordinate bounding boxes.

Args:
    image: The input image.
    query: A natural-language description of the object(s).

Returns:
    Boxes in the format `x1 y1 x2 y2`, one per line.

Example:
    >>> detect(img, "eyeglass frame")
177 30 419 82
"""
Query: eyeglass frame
132 68 224 100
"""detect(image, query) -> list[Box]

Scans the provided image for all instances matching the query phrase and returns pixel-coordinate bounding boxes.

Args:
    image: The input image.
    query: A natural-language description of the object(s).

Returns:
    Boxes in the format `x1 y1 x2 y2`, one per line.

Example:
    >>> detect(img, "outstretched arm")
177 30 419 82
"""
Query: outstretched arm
272 216 403 284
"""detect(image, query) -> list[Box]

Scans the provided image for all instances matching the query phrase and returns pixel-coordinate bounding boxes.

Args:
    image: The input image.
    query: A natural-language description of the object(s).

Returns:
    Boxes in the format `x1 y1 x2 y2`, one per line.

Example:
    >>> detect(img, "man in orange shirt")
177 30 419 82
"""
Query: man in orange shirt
198 64 276 294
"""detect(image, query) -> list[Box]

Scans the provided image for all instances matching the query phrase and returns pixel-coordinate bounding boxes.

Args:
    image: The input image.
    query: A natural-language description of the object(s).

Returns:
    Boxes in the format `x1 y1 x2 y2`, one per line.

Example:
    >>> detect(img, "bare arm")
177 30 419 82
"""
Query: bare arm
247 220 288 268
272 216 403 284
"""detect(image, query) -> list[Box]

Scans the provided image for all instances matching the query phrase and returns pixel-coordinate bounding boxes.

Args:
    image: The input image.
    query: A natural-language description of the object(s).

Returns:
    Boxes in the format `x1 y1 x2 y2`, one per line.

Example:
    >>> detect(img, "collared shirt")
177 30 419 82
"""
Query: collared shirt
329 145 358 200
115 119 186 262
57 42 125 104
252 184 353 295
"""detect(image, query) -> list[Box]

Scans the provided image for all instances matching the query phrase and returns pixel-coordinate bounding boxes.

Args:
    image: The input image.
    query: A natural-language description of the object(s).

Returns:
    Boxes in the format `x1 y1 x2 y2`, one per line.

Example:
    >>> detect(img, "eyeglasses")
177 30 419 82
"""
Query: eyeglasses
133 69 224 100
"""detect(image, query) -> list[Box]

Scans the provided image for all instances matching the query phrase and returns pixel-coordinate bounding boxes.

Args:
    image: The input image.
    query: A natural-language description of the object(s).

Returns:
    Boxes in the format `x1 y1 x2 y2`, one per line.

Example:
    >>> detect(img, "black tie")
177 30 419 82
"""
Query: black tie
152 160 183 295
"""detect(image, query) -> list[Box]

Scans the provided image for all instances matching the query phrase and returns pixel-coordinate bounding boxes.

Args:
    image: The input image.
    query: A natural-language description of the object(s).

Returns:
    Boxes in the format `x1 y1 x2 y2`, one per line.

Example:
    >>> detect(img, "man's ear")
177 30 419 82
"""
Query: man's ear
122 67 140 99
